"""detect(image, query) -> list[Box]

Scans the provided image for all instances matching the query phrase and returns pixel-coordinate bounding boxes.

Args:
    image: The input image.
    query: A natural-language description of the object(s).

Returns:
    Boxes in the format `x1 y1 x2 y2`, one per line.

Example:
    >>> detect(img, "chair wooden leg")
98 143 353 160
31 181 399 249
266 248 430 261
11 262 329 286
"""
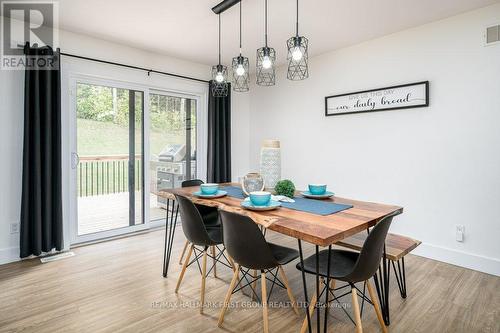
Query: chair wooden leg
178 240 189 265
218 264 240 327
228 255 236 270
175 244 193 293
200 249 207 314
300 277 322 333
367 280 387 333
278 265 299 315
211 245 217 278
327 279 336 316
226 254 246 295
351 286 363 333
261 271 269 333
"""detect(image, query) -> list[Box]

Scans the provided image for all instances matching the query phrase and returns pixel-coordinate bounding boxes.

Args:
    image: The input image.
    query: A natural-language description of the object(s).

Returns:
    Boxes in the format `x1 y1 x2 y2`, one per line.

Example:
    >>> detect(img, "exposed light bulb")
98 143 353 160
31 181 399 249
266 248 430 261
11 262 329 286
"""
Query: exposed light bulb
292 46 303 61
262 56 272 69
236 64 245 76
215 72 224 83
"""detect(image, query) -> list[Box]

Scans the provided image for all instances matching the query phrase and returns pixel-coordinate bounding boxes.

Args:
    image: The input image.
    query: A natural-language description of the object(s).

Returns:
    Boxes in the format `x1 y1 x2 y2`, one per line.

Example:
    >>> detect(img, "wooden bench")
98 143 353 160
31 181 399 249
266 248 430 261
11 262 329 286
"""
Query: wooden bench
337 232 421 298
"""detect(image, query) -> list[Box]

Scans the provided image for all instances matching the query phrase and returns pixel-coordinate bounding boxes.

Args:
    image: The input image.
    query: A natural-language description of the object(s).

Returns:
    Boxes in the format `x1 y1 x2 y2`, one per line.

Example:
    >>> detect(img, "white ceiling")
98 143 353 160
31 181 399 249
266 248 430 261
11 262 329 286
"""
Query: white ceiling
58 0 498 66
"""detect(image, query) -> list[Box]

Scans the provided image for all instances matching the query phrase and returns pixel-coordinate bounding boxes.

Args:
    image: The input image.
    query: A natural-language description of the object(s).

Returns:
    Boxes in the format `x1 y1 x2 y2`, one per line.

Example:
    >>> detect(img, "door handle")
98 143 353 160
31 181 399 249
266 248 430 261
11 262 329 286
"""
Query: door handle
71 152 80 169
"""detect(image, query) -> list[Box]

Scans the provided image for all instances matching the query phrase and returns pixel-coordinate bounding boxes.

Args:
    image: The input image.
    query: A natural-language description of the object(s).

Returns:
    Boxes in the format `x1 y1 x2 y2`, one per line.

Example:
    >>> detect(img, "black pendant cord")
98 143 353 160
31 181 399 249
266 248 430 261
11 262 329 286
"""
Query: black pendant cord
59 52 208 83
239 1 242 55
295 0 299 36
218 14 222 65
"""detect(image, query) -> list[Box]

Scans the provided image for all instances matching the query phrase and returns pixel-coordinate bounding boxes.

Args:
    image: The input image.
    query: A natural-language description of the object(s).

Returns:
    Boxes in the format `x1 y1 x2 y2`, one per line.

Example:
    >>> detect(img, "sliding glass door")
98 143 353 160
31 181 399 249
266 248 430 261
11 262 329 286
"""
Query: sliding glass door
149 92 198 222
67 73 206 245
72 81 145 241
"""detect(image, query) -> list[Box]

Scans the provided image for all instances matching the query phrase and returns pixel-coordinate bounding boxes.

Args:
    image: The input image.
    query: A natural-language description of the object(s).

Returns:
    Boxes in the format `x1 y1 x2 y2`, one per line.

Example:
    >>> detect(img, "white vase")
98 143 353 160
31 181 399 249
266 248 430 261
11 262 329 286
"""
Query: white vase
260 139 281 190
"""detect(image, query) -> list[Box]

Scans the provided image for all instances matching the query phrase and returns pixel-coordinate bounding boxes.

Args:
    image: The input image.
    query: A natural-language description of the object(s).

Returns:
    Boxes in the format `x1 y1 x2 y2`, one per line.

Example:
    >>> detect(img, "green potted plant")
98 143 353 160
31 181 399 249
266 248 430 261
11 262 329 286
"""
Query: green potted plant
274 179 296 198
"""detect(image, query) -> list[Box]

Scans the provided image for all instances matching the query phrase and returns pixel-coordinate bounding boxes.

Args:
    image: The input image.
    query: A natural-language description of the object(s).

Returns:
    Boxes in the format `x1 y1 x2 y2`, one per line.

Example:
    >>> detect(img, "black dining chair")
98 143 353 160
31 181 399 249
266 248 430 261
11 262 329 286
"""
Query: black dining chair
296 213 397 333
177 179 220 269
218 210 300 333
174 194 233 314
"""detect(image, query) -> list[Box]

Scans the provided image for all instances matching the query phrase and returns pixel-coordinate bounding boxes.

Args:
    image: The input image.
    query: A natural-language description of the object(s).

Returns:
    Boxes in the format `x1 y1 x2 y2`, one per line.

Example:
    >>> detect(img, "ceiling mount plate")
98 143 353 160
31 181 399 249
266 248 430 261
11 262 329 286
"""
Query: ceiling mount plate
212 0 241 14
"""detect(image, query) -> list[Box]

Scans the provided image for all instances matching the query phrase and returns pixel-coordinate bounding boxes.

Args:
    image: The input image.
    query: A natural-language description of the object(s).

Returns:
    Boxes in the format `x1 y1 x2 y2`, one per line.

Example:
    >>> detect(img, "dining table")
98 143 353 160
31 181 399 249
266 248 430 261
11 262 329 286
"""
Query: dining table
155 183 403 332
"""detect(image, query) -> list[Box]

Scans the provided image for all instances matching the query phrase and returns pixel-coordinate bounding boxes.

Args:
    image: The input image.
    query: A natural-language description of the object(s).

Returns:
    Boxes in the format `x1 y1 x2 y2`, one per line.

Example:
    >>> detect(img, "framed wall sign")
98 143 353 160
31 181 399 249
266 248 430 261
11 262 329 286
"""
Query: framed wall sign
325 81 429 116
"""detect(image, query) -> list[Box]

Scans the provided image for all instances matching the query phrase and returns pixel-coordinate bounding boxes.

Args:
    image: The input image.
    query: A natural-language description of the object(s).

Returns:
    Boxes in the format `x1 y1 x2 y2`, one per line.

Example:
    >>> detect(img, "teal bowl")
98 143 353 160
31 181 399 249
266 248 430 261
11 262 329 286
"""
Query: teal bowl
200 183 219 195
249 191 271 206
308 184 327 195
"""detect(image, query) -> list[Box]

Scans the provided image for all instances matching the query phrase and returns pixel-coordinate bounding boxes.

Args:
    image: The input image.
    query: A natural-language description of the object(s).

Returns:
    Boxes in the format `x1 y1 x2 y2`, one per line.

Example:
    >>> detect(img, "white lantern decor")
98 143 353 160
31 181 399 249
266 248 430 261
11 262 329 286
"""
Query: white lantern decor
260 139 281 190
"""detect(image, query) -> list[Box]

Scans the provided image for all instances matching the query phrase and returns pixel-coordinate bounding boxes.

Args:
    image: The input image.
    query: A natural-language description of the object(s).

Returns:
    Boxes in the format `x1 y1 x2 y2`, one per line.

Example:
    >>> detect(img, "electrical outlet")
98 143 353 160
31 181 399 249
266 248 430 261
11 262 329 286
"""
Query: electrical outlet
10 222 20 234
456 225 465 242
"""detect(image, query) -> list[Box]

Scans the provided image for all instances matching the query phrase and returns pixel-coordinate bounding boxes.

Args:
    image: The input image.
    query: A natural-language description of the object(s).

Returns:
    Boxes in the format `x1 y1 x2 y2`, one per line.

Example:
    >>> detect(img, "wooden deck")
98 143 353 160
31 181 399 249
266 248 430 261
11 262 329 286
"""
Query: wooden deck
78 192 166 235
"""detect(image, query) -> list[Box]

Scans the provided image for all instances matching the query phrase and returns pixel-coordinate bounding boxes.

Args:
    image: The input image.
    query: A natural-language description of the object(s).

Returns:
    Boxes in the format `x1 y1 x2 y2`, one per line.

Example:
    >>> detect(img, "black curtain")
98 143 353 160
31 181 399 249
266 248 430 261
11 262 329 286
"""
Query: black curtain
20 43 63 258
207 81 231 183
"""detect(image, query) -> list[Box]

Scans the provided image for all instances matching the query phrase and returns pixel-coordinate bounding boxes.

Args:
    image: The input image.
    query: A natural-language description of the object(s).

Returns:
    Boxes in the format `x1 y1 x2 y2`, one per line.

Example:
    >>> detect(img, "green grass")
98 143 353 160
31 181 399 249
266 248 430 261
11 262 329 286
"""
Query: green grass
77 118 185 156
77 118 189 196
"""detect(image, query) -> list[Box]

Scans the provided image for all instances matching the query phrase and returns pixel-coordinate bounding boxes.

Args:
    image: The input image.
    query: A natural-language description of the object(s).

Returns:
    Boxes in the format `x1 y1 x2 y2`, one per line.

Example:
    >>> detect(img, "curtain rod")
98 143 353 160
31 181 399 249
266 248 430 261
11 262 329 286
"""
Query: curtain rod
59 52 209 84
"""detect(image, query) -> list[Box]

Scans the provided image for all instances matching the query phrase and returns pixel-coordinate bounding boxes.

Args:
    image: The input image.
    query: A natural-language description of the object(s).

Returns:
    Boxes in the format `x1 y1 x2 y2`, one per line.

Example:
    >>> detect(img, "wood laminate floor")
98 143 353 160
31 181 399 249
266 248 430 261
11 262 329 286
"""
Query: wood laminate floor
0 227 499 333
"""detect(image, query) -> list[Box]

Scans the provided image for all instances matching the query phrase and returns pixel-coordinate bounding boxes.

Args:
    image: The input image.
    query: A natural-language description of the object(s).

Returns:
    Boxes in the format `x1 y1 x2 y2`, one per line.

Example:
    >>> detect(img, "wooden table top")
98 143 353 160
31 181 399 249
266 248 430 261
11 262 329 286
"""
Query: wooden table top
156 184 403 247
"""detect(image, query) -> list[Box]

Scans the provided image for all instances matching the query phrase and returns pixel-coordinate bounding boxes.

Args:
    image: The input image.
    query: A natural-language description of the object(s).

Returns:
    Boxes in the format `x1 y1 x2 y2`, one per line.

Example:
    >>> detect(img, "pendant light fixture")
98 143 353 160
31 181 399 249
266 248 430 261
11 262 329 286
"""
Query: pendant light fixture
231 1 249 92
256 0 276 86
286 0 308 80
211 14 228 97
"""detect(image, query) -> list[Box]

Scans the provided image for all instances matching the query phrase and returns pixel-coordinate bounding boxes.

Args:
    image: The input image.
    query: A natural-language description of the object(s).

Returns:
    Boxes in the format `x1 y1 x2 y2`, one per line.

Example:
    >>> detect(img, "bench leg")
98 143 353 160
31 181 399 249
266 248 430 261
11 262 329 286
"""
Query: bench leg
392 257 407 299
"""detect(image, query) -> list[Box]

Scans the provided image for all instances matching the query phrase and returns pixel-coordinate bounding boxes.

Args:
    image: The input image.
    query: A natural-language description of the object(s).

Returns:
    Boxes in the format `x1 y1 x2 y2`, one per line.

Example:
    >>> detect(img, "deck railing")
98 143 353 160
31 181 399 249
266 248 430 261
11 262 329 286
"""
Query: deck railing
78 155 141 197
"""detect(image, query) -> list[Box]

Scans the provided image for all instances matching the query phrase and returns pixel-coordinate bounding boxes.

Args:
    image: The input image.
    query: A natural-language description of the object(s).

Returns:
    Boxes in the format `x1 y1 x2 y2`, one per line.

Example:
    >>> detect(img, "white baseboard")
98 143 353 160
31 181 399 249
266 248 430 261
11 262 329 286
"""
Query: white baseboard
0 247 20 265
412 243 500 277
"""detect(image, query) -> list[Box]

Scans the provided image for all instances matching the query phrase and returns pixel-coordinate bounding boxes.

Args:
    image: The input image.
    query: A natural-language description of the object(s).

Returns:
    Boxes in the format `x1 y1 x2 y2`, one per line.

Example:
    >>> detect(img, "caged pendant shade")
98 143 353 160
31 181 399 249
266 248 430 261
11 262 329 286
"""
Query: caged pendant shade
211 14 228 97
232 1 249 92
287 0 308 80
256 0 276 86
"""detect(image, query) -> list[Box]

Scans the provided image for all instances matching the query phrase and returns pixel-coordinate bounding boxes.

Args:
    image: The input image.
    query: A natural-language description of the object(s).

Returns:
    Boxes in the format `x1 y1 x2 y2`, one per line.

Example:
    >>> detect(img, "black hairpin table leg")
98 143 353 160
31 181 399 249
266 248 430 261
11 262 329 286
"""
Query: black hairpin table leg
162 198 179 277
298 240 312 333
392 257 407 298
323 245 332 332
298 241 333 333
373 245 391 325
315 245 321 333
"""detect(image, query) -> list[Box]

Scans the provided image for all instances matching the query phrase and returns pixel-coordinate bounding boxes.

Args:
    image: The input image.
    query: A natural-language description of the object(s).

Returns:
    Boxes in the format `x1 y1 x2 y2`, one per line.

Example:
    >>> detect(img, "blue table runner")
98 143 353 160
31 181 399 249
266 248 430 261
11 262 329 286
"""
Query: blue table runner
220 186 352 216
221 186 246 199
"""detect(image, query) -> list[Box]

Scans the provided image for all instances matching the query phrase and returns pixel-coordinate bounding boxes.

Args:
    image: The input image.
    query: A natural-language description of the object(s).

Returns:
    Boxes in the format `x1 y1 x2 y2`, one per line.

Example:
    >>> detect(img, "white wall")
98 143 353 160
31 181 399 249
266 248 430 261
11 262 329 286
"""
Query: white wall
0 23 250 264
0 41 24 263
247 4 500 276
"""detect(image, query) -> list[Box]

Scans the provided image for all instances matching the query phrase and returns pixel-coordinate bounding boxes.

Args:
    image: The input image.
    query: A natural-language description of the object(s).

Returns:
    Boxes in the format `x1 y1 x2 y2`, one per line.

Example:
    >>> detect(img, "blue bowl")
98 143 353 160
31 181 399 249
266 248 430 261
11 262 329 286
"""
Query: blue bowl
308 184 327 195
200 183 219 195
249 191 272 206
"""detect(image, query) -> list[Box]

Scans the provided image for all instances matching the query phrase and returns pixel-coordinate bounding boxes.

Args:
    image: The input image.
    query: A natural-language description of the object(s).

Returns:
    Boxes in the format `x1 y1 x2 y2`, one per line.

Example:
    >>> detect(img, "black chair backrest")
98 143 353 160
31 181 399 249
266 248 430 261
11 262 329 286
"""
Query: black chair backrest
345 212 398 282
182 179 204 187
220 210 279 270
175 194 212 247
181 179 217 217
